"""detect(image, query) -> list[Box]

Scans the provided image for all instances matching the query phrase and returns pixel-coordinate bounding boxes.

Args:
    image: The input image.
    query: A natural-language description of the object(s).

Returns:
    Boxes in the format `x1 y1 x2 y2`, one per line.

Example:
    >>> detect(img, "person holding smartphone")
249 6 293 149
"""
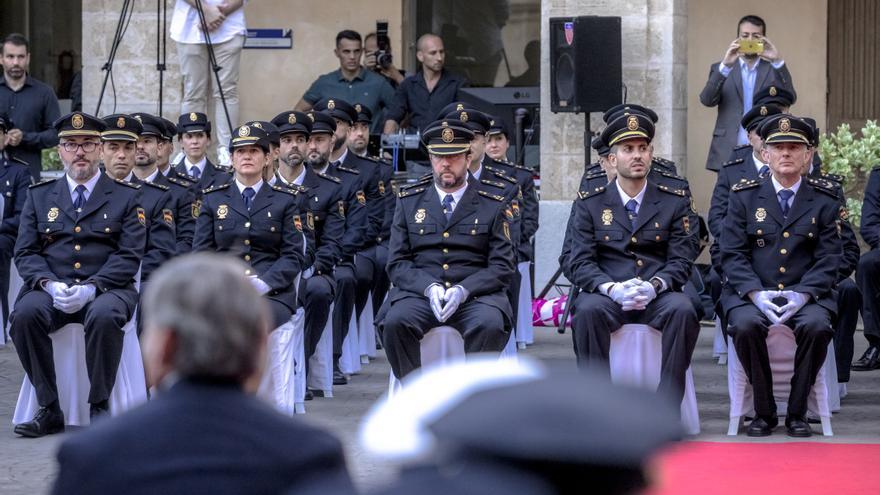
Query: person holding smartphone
699 15 796 172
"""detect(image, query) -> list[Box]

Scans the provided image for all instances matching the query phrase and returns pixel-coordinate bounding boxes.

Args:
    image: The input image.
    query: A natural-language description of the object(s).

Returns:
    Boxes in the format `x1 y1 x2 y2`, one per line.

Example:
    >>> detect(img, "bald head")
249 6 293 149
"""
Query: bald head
416 34 445 73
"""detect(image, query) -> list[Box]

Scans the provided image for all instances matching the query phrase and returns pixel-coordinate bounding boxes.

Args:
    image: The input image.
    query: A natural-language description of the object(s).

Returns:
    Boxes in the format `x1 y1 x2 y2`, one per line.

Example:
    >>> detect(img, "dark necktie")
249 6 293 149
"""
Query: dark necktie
331 160 341 168
758 165 770 178
442 194 455 223
625 199 638 230
778 189 794 218
242 187 255 210
73 185 87 213
189 166 201 180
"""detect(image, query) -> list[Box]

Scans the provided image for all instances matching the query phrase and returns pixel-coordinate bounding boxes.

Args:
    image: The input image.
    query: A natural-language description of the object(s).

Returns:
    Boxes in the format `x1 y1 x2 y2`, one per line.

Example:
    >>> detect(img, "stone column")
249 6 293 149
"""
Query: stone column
536 0 688 289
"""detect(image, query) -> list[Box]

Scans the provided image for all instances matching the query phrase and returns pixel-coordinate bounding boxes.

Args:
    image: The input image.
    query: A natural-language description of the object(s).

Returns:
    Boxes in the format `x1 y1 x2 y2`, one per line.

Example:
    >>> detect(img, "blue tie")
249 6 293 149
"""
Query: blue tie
242 187 255 210
442 194 454 223
189 166 201 180
778 189 794 218
73 185 87 213
625 199 638 230
758 165 770 178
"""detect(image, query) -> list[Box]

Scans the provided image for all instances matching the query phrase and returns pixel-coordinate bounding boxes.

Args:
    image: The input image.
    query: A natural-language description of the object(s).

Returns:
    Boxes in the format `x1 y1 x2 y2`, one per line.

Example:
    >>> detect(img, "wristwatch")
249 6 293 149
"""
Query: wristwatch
650 277 663 294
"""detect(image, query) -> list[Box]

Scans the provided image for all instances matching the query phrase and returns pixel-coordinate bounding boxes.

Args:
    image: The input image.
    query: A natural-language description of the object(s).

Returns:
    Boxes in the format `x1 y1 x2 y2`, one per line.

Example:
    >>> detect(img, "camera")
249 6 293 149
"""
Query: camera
738 39 764 55
375 20 393 70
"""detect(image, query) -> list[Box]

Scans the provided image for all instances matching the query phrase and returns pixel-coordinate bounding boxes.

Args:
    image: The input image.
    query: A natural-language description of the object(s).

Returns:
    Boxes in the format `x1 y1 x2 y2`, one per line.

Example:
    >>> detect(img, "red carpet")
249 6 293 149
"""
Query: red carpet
645 441 880 495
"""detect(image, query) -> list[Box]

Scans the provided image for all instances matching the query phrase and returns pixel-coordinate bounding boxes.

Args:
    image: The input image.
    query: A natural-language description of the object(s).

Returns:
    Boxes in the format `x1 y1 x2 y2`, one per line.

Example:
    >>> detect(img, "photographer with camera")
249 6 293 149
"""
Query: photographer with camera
699 15 795 171
364 25 405 87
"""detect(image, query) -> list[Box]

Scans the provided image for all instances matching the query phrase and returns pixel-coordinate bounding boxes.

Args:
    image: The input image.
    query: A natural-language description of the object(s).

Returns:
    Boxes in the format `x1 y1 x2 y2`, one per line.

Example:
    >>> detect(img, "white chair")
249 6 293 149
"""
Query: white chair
609 324 701 436
339 310 362 375
388 326 466 397
825 341 841 413
357 294 377 364
258 307 307 415
14 267 147 426
712 317 728 365
500 327 518 360
726 324 833 436
515 261 535 349
2 260 24 346
307 303 334 397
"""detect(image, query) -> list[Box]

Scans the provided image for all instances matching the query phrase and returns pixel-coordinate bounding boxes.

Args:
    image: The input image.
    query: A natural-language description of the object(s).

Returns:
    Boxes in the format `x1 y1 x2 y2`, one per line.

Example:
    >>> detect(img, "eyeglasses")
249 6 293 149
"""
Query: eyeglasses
61 141 99 153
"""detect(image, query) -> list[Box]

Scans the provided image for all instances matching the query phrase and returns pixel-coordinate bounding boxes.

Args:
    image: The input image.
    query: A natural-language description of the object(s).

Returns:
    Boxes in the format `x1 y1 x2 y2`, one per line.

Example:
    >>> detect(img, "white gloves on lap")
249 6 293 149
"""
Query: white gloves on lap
52 284 96 314
425 283 471 322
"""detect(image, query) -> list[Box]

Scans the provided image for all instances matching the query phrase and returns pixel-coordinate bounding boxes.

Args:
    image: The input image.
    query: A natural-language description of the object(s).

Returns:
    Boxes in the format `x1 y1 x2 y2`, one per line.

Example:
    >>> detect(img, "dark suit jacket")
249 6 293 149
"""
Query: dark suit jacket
0 154 32 240
154 172 197 255
52 379 354 495
174 157 231 191
483 156 539 262
699 59 796 170
861 167 880 250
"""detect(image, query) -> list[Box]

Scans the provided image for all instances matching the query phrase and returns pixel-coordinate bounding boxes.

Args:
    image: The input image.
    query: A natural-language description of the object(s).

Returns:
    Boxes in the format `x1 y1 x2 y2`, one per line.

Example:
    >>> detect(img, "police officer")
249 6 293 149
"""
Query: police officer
271 110 346 394
132 112 197 255
854 167 880 371
314 98 382 384
100 114 176 286
193 123 306 329
0 112 32 329
602 103 679 176
243 120 281 183
380 120 515 379
11 112 146 436
174 112 231 189
569 110 699 406
484 115 511 162
721 114 842 437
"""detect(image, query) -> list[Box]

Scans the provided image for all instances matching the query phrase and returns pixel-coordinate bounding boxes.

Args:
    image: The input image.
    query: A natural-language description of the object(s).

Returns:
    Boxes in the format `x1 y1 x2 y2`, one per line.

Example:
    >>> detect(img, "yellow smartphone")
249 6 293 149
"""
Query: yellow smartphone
739 39 765 55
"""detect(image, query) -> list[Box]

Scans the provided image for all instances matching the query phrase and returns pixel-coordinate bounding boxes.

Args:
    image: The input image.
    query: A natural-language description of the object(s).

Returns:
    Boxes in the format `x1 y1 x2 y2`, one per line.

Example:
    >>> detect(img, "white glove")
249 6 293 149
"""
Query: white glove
607 280 637 306
426 284 446 322
439 285 470 322
776 291 810 324
749 290 783 324
622 280 657 311
44 281 70 300
248 276 271 295
53 284 97 314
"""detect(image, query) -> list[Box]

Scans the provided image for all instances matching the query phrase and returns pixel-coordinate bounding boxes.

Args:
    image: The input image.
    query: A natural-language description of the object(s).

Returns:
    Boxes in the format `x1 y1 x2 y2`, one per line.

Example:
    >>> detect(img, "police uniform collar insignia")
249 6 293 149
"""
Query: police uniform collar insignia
189 112 198 122
602 208 613 225
72 114 84 129
415 208 426 223
47 207 59 222
755 207 767 222
217 204 229 219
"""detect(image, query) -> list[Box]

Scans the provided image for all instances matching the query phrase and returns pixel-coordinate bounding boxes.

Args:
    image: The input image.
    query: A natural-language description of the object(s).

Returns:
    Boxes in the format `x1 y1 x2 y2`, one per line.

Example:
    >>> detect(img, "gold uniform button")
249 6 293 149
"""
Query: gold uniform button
442 248 449 254
631 237 637 243
778 283 785 290
74 262 81 269
636 259 644 267
244 239 251 245
270 226 276 232
780 249 788 255
245 269 252 276
808 232 814 238
442 264 449 270
783 231 790 238
104 227 110 233
244 222 251 228
74 245 81 251
244 255 251 261
419 228 424 234
655 235 661 241
443 232 449 238
444 281 452 288
74 226 81 233
779 267 786 273
757 229 763 235
604 235 610 241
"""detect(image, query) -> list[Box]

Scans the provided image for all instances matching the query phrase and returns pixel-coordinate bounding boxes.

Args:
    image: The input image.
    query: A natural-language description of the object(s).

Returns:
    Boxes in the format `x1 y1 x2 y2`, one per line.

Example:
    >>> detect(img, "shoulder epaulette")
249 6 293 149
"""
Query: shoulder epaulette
821 173 844 184
211 163 232 173
142 181 169 191
418 172 432 181
656 184 686 197
493 172 517 184
653 156 674 165
585 170 607 180
657 170 688 181
723 158 745 167
166 176 193 188
9 156 28 166
176 171 199 182
484 164 507 175
115 178 141 189
29 177 58 188
477 190 505 202
733 143 751 151
480 178 506 189
578 185 605 200
731 179 760 192
401 177 431 189
806 177 840 198
203 182 231 194
271 184 298 196
513 163 533 172
336 165 360 175
398 186 426 198
316 171 341 184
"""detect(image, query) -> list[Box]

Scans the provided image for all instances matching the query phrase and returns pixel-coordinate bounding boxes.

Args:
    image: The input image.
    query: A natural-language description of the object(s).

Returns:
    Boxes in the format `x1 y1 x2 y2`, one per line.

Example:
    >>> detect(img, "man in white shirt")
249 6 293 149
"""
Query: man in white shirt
170 0 246 166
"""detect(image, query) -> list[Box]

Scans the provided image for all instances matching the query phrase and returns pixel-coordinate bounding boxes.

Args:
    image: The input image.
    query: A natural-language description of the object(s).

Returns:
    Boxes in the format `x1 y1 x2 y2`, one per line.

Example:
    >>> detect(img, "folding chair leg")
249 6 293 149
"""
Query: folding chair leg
728 416 742 436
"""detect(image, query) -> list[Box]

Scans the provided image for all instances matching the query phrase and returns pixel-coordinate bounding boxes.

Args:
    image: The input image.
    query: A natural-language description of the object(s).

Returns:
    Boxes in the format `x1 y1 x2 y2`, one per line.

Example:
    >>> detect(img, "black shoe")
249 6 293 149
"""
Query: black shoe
786 416 813 437
89 401 110 422
14 406 65 438
304 389 314 401
333 371 348 385
852 346 880 371
746 416 778 437
310 389 326 398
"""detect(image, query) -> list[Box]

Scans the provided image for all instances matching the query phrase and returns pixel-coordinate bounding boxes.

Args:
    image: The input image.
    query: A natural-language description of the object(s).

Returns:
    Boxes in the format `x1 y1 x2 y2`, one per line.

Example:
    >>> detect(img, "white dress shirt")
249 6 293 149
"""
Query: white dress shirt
434 181 468 215
66 171 102 205
170 0 247 45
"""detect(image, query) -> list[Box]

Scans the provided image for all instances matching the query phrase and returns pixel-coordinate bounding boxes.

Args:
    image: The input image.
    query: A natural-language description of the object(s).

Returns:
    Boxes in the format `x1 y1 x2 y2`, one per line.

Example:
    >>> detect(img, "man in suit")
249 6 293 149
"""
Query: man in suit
699 15 796 171
380 119 515 379
568 110 699 405
173 112 231 189
11 112 146 436
854 167 880 370
0 112 32 329
721 114 841 437
51 253 354 495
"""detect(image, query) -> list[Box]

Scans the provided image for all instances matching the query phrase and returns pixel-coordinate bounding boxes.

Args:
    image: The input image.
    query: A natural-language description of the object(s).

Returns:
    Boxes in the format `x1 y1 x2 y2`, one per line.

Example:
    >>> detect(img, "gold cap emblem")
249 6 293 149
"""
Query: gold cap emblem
460 111 469 122
239 125 251 137
72 114 84 129
252 121 263 129
760 106 768 116
288 113 296 125
769 86 777 96
779 118 791 132
355 104 362 113
627 115 639 131
456 103 464 111
441 127 455 143
189 112 198 122
116 117 126 128
327 99 336 110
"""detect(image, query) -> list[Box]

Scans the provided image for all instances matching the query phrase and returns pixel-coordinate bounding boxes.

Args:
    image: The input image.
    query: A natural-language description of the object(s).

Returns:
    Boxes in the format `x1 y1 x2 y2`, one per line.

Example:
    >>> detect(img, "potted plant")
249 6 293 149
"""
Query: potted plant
818 119 880 229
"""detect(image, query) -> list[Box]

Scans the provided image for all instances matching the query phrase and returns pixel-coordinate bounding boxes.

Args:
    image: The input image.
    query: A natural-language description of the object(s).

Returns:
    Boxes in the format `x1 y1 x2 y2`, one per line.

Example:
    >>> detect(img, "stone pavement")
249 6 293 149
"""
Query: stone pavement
0 325 878 494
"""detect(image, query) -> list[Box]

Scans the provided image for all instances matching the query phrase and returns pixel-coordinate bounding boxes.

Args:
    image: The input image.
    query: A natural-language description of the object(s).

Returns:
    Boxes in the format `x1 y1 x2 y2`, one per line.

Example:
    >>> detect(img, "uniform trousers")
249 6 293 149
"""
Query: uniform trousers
727 302 833 418
572 291 700 404
332 255 374 362
10 289 134 406
370 245 391 320
353 246 381 321
0 233 15 328
833 278 861 382
301 274 334 366
856 249 880 347
381 297 509 379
